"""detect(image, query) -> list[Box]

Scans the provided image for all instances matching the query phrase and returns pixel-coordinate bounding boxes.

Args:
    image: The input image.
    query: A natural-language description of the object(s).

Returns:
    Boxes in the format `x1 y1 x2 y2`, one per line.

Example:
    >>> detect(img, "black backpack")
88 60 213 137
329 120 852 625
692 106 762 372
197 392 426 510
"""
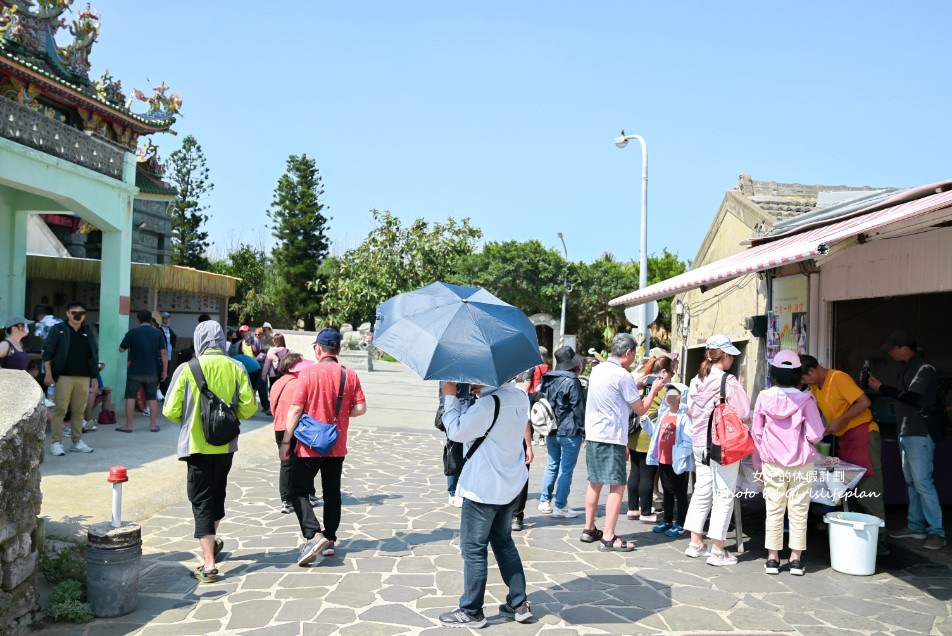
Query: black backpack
188 357 241 446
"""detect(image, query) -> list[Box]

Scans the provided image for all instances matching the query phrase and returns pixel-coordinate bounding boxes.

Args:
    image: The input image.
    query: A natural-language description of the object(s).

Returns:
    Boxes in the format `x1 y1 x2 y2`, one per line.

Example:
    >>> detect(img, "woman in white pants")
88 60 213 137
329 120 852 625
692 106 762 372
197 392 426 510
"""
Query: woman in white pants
682 335 751 566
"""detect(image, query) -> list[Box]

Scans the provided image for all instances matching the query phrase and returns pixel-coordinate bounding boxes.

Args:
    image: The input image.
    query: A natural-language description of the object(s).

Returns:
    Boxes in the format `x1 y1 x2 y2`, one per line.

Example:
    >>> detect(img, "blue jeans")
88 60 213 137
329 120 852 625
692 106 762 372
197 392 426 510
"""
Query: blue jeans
899 435 945 538
447 474 459 497
539 435 583 509
459 496 527 614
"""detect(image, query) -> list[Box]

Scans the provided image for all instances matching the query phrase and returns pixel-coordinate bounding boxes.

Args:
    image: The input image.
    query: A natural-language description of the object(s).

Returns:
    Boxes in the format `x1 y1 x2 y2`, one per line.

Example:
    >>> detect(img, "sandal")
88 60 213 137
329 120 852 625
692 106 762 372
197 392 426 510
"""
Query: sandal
598 535 636 552
580 528 603 543
150 425 161 432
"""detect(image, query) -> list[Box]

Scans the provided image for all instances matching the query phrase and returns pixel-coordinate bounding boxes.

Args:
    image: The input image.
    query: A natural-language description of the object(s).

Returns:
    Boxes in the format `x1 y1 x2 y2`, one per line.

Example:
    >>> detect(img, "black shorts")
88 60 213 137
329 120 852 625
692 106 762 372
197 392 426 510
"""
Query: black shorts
125 374 158 400
186 453 234 538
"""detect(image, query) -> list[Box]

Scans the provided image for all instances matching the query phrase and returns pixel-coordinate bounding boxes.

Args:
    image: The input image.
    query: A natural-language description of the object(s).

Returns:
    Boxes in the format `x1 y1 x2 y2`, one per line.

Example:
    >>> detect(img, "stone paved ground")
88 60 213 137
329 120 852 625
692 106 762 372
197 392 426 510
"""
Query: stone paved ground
37 363 952 635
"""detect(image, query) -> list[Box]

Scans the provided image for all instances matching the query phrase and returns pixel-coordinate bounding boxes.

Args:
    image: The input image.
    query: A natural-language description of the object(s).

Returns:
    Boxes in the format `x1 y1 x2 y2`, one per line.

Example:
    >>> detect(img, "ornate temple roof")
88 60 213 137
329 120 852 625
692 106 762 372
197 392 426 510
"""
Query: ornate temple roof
135 140 176 198
0 1 181 150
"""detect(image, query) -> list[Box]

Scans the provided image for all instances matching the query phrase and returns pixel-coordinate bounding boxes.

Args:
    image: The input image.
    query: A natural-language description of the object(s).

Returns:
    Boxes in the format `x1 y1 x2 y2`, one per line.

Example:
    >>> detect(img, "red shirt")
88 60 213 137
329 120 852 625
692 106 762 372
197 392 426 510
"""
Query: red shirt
290 358 365 458
657 413 677 465
529 364 549 394
269 374 298 432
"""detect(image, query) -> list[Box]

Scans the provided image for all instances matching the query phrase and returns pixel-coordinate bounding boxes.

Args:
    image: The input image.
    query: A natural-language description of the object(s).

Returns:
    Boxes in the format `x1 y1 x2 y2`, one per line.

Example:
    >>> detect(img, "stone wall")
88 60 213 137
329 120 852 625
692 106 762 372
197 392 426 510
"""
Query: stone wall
0 371 44 633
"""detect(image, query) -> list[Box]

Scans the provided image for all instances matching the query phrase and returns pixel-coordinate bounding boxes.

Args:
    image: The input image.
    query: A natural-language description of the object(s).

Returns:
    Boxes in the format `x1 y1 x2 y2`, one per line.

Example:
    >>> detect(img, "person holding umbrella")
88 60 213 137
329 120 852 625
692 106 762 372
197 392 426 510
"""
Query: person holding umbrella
372 282 544 626
438 379 533 628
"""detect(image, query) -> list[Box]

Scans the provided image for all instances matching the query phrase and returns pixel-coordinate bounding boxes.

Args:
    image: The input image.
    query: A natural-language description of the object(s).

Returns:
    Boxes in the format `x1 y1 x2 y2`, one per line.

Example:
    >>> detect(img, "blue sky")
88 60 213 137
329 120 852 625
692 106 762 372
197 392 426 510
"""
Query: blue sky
85 1 950 266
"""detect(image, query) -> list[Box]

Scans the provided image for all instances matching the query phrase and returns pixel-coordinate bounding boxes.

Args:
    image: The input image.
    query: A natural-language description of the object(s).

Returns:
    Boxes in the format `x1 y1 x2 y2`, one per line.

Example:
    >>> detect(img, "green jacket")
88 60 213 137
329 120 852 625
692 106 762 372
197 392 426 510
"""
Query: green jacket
163 323 257 458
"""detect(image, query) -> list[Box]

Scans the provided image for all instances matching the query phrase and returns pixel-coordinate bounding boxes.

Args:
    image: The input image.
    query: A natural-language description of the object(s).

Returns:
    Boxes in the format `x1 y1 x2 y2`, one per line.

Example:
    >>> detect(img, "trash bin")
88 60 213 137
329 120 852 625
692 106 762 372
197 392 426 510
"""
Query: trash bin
823 512 884 576
86 522 141 617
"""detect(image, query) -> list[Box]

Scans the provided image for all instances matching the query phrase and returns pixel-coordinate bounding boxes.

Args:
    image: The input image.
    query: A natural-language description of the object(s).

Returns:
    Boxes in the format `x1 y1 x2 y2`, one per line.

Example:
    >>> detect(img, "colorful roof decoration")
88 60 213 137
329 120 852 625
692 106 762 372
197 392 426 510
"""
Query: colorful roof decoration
0 0 181 151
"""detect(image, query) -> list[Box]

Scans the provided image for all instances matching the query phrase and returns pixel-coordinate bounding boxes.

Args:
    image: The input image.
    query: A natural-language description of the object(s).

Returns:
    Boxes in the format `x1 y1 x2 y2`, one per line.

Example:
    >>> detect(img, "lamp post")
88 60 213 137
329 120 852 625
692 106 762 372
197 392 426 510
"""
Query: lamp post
558 232 569 347
614 130 650 355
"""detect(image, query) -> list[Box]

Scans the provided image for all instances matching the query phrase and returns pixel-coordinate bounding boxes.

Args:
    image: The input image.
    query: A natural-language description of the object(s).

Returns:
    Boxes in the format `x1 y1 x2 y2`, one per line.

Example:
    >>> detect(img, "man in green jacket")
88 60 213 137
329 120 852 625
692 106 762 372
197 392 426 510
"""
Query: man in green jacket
163 321 257 582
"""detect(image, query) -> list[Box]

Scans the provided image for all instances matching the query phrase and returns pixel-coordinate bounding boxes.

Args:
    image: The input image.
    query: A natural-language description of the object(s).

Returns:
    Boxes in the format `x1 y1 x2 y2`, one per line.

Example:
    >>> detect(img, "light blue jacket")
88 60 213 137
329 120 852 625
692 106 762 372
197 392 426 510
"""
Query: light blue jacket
645 383 695 475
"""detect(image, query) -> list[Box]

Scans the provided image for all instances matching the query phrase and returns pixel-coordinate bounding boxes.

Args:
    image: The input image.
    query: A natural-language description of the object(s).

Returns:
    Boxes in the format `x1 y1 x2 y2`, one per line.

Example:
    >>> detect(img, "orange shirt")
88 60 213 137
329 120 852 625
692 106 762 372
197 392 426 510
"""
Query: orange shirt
290 358 365 458
269 373 298 432
810 369 878 436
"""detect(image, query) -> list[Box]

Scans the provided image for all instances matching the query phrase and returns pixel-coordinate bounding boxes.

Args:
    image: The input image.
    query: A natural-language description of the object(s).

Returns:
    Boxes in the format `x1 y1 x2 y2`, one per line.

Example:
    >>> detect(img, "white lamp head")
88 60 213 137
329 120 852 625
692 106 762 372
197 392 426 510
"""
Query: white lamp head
614 129 629 148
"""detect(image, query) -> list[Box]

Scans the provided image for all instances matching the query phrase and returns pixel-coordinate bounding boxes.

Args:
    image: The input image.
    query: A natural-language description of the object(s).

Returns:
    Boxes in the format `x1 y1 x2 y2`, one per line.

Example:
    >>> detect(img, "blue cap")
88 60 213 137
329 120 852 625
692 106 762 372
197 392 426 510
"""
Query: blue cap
315 328 341 347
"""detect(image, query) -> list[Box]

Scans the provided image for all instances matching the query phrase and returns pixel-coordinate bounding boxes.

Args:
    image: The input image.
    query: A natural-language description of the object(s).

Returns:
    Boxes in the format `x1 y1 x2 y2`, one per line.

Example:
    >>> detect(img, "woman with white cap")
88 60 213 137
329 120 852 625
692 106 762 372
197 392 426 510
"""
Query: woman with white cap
1 316 34 371
682 334 751 566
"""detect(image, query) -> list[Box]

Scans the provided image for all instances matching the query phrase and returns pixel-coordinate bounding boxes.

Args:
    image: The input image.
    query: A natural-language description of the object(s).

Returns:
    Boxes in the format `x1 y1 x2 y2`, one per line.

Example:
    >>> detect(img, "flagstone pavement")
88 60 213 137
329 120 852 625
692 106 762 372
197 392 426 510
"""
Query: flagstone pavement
37 365 952 635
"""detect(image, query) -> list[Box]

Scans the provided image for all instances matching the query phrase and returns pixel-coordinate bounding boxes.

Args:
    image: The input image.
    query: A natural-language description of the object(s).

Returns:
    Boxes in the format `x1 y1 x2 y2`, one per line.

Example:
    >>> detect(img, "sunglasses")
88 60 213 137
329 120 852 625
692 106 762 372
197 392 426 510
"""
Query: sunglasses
70 311 86 318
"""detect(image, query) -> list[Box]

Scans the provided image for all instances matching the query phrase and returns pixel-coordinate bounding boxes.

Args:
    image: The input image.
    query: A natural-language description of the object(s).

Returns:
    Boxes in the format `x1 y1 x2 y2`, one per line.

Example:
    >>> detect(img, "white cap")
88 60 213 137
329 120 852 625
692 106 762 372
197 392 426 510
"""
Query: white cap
705 334 741 356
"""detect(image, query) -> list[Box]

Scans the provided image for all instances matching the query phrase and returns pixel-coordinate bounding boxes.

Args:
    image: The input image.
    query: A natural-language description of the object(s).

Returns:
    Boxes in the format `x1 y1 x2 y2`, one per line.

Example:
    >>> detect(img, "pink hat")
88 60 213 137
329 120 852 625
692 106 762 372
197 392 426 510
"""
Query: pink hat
289 359 314 374
771 350 801 369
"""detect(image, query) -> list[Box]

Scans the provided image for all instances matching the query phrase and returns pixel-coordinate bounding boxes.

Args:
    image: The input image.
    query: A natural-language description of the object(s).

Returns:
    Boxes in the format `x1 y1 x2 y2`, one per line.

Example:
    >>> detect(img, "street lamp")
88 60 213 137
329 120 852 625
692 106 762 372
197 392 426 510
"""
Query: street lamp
614 129 650 355
558 232 569 347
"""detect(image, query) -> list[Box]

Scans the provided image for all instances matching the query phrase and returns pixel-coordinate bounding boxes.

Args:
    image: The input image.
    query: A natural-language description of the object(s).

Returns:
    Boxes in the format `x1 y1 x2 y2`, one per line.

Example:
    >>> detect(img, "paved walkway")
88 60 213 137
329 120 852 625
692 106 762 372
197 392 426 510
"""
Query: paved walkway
38 363 952 635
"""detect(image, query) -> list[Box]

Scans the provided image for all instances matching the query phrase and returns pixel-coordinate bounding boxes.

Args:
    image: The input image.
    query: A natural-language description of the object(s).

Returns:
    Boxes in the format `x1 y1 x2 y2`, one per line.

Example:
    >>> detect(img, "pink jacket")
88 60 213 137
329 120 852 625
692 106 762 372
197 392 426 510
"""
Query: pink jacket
751 387 825 470
687 368 751 448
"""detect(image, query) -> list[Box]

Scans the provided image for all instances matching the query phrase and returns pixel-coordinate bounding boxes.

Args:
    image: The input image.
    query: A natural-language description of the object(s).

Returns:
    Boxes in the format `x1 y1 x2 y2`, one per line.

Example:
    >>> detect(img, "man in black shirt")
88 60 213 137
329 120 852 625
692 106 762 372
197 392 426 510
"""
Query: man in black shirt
119 309 168 432
42 301 98 456
869 330 946 550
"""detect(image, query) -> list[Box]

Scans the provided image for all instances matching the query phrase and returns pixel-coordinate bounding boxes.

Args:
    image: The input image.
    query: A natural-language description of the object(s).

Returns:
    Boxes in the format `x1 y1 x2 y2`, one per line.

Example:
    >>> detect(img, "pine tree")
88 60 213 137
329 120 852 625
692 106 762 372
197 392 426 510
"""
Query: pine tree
267 154 330 326
166 135 213 269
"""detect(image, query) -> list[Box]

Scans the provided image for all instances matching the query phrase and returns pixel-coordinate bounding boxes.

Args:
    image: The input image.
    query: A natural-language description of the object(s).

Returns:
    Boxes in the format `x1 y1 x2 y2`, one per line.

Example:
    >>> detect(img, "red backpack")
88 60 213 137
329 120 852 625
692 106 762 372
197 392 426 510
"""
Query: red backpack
703 373 754 466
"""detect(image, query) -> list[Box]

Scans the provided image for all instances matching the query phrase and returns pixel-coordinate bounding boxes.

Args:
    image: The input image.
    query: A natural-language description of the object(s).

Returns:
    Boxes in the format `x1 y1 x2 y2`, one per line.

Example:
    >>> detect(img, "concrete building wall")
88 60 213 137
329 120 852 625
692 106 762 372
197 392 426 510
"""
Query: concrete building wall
671 192 771 399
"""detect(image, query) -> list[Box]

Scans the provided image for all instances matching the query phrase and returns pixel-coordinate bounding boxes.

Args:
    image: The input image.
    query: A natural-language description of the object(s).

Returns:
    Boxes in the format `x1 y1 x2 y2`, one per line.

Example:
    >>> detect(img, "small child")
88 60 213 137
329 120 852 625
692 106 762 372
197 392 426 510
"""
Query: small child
751 350 825 576
644 382 695 537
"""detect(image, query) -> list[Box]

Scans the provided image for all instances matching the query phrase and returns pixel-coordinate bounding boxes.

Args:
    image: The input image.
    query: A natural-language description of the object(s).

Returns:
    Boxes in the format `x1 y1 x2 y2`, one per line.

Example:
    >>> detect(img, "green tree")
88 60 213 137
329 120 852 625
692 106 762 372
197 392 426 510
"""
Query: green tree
451 240 565 316
267 154 330 328
571 253 639 351
166 135 213 269
570 248 689 352
208 243 283 325
322 210 481 326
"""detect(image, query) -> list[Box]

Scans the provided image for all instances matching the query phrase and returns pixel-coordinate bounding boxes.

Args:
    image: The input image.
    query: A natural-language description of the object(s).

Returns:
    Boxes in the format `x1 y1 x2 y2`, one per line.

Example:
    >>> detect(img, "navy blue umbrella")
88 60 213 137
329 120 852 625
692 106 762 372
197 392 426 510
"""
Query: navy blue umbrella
373 282 543 386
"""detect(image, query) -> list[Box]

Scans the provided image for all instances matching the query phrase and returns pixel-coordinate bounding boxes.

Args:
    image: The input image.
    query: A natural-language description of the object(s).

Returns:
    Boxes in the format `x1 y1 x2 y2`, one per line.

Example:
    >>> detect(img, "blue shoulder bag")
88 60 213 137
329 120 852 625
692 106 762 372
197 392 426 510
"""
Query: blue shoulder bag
294 365 347 454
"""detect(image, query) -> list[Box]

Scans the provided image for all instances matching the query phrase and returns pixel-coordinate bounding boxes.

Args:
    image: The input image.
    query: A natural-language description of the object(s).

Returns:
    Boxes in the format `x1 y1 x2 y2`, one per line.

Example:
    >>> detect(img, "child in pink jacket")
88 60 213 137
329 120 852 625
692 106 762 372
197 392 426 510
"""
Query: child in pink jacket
752 350 825 576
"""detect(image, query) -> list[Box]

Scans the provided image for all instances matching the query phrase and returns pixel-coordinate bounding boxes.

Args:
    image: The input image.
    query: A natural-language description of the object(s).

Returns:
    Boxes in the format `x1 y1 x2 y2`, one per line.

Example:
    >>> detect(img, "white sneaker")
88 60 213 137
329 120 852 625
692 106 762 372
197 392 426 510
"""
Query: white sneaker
156 390 165 401
552 506 579 518
142 407 151 416
537 501 553 514
50 442 65 456
70 440 94 453
707 549 738 566
82 420 97 432
684 542 710 558
447 495 456 506
62 428 71 438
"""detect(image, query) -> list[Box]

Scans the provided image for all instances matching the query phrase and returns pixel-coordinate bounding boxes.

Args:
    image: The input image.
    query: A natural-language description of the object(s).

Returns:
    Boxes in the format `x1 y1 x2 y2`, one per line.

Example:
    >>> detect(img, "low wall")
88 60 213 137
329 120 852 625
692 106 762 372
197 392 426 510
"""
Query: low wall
0 371 44 633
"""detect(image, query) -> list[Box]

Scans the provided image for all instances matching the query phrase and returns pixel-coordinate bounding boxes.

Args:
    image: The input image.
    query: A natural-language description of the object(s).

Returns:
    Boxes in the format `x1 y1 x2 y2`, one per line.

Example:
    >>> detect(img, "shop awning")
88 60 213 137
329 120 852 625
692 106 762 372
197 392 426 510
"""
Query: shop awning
609 188 952 307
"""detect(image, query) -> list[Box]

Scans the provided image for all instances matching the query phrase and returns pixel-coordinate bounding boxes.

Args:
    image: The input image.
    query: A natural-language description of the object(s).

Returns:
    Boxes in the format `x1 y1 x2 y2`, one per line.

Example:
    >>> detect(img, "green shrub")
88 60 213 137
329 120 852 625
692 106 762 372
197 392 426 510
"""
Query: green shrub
381 353 397 362
46 580 93 623
40 541 86 584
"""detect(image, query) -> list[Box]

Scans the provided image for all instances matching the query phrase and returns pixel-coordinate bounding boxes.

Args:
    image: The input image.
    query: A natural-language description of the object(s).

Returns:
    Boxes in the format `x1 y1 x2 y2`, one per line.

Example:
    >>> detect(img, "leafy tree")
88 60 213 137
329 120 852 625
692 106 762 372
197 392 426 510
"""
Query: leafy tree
208 243 283 325
571 253 640 351
267 154 330 328
570 249 689 352
451 240 565 316
166 135 213 269
322 210 481 326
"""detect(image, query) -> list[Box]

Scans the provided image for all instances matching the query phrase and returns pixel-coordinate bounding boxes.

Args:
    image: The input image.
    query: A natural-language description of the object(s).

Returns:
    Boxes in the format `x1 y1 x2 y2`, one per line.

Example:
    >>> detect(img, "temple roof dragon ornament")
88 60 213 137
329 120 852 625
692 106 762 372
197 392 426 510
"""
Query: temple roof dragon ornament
0 0 182 149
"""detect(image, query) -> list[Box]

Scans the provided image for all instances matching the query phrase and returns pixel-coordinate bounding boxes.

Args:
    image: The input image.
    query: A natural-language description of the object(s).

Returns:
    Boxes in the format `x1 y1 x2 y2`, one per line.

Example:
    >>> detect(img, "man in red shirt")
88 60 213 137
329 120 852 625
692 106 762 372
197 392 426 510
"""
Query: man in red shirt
281 328 367 566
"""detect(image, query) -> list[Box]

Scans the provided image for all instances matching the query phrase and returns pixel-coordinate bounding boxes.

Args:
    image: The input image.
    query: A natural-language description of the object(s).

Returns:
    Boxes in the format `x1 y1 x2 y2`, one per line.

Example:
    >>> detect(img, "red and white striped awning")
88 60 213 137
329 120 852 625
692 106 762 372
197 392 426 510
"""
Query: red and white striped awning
609 188 952 307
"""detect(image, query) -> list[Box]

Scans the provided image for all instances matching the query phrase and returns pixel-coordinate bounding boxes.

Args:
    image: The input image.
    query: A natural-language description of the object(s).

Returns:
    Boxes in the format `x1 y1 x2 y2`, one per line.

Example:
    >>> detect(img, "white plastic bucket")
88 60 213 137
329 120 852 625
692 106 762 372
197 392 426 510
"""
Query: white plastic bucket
824 512 884 576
